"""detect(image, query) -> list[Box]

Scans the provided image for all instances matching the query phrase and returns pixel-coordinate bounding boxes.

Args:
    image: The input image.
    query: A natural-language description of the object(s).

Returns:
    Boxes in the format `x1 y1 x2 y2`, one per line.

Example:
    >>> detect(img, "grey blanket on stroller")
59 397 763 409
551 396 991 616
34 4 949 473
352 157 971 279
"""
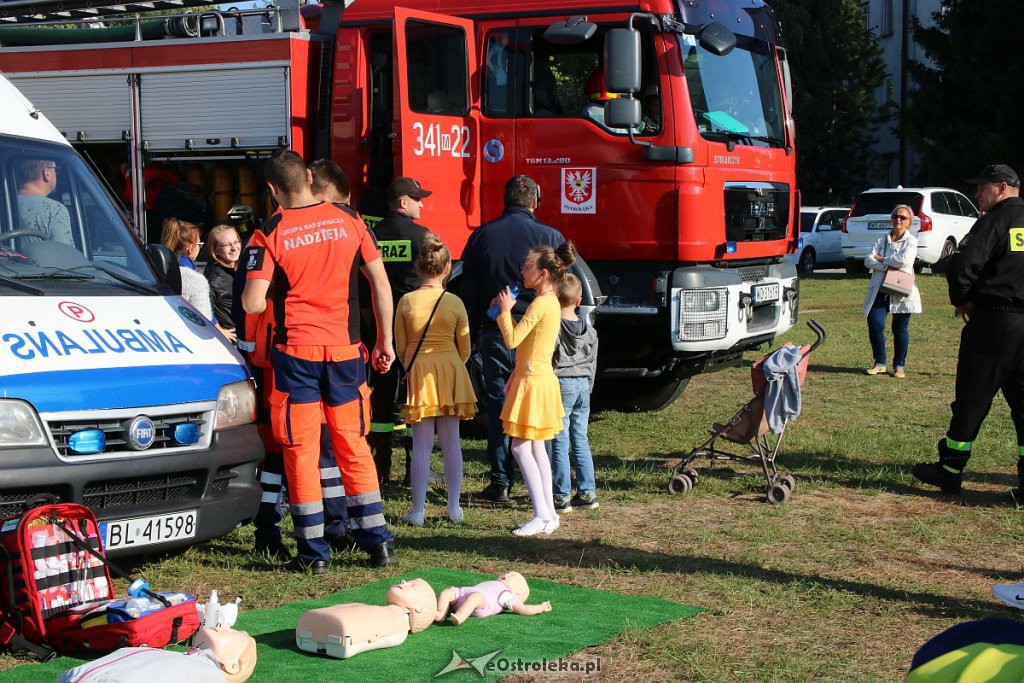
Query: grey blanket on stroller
762 345 802 434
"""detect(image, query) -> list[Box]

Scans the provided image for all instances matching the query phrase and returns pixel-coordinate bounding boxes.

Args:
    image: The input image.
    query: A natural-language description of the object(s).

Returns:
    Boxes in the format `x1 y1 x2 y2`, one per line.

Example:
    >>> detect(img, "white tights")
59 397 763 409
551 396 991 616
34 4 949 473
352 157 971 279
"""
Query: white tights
408 415 463 519
510 437 556 522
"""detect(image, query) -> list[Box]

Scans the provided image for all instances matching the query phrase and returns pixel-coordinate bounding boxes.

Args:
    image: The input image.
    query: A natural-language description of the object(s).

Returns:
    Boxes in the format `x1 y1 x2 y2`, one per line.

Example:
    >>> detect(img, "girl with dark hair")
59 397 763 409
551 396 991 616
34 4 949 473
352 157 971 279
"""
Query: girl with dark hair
395 232 477 525
495 240 577 536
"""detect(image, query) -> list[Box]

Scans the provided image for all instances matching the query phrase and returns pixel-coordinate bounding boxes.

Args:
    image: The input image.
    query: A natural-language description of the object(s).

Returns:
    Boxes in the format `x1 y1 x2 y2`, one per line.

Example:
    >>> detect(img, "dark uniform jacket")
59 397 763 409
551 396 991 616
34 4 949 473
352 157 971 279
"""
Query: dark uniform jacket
460 207 565 334
370 211 429 302
948 197 1024 311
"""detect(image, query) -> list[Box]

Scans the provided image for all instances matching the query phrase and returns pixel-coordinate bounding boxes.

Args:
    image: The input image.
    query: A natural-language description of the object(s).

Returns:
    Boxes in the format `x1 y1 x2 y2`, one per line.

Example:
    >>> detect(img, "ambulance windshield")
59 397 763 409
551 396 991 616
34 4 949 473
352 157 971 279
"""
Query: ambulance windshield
681 34 786 147
0 136 161 295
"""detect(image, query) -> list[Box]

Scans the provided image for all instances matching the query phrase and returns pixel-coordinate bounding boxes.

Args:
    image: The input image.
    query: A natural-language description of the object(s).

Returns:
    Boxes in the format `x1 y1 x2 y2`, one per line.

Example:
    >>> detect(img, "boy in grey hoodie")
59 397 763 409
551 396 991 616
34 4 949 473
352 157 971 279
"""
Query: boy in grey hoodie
551 274 599 512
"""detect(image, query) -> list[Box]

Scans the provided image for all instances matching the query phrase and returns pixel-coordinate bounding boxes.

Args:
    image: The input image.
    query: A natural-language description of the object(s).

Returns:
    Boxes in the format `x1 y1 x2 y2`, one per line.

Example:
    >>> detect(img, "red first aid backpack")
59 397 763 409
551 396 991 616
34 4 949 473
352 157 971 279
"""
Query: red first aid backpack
0 496 199 659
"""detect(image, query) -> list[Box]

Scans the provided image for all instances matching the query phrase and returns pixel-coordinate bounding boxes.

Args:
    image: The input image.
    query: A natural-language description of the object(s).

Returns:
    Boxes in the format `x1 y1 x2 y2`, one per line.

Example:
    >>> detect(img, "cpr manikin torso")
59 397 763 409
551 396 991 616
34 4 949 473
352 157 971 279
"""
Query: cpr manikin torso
295 578 437 659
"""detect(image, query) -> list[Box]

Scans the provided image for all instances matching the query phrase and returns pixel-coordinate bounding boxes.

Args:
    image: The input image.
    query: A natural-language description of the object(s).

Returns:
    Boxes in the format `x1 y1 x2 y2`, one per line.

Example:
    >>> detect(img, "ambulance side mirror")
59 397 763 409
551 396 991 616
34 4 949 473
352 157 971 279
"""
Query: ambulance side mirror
147 243 182 295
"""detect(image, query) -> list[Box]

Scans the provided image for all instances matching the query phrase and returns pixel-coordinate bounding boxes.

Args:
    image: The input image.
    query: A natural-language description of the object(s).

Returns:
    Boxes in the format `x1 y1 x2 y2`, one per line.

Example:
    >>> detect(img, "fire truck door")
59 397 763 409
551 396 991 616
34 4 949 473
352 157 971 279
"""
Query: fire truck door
393 7 480 243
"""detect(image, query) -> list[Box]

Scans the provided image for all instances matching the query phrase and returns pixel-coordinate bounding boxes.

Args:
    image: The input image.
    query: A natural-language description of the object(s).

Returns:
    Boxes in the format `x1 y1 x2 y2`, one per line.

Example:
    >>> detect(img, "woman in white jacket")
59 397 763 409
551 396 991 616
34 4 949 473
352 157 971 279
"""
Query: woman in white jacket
862 204 923 378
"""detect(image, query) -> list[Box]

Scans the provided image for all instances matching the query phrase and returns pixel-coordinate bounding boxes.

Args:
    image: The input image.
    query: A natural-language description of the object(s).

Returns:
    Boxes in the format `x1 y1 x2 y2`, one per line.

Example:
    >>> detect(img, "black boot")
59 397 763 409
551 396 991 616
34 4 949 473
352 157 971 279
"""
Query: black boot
369 432 393 487
912 439 969 494
1016 457 1024 497
368 539 396 567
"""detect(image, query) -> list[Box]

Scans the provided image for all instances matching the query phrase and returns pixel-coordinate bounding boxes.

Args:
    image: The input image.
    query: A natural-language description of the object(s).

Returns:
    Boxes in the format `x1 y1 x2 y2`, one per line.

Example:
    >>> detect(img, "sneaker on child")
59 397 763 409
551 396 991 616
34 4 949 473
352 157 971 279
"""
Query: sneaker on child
571 492 599 509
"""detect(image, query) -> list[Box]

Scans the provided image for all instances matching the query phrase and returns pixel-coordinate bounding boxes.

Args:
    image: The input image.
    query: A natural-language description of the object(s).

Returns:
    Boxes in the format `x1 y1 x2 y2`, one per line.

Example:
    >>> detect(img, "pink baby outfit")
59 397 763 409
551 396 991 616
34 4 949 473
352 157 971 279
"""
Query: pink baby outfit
451 581 518 617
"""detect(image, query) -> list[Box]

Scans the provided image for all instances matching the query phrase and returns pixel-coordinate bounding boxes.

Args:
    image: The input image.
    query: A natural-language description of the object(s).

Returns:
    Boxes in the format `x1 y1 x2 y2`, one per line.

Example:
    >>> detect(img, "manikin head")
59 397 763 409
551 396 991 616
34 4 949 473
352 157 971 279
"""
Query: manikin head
194 627 257 683
386 578 438 633
498 571 530 602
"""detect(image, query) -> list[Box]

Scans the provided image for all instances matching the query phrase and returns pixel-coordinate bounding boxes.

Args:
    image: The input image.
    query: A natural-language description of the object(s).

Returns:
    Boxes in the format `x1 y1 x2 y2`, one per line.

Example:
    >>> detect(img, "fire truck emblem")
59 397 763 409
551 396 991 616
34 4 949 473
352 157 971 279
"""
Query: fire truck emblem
561 167 597 214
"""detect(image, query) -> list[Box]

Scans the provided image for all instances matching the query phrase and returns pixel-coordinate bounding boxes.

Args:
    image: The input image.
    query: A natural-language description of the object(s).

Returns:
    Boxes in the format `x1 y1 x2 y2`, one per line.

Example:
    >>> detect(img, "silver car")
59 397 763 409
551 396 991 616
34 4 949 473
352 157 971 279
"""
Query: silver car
786 206 849 273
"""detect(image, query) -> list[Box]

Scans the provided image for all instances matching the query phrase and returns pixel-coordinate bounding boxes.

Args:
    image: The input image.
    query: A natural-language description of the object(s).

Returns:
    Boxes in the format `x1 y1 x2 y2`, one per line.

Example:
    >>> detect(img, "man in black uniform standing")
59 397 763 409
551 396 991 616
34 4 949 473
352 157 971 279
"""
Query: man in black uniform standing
913 164 1024 496
461 175 565 502
366 176 433 482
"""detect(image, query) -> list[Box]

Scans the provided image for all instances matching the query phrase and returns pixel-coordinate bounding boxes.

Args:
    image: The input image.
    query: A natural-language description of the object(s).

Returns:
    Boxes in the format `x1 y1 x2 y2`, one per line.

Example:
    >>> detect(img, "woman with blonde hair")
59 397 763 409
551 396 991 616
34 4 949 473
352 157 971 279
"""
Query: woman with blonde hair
863 203 922 378
395 232 476 525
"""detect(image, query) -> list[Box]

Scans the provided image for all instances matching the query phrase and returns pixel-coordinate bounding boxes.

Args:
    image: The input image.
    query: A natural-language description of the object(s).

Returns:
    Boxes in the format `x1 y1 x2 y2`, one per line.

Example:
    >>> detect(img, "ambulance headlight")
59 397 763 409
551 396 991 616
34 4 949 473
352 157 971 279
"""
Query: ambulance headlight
215 380 257 430
0 400 48 446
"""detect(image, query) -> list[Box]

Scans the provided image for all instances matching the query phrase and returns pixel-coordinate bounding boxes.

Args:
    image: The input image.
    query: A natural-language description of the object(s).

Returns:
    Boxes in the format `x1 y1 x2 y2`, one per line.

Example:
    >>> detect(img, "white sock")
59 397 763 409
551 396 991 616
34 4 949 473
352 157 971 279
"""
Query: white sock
436 415 464 518
532 439 556 521
511 438 546 520
409 418 434 517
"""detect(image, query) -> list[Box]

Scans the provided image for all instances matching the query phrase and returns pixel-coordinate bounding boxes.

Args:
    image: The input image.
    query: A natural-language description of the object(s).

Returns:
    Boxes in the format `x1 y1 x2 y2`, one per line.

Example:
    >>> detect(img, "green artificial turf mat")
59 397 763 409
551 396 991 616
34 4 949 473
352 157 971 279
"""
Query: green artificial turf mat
2 568 701 682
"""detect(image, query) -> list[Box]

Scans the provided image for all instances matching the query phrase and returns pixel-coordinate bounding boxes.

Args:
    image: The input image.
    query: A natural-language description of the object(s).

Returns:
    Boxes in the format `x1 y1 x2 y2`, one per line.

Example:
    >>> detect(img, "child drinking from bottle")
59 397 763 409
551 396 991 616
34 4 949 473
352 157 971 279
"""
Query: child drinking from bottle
495 241 577 536
395 233 476 525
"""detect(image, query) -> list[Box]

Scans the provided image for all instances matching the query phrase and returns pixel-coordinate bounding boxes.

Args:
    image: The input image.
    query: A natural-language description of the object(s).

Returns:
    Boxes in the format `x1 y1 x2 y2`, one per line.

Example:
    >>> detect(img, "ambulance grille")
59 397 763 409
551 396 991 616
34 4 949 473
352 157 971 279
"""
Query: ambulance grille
82 473 200 510
46 410 211 458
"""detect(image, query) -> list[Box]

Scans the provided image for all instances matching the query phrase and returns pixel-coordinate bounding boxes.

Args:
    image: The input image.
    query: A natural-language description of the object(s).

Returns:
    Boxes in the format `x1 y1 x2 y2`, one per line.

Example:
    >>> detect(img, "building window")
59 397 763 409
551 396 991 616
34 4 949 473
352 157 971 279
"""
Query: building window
880 0 893 36
860 1 870 31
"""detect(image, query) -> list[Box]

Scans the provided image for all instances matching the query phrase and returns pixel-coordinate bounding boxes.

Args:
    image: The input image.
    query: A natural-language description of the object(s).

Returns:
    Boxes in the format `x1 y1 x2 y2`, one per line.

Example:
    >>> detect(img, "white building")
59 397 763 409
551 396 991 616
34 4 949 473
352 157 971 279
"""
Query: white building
861 0 944 186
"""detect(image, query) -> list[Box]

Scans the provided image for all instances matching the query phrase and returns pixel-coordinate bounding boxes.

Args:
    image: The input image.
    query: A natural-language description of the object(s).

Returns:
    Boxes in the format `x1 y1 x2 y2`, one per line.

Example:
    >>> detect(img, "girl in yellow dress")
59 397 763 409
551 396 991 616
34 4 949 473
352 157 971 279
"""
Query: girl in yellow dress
496 241 577 537
395 233 477 525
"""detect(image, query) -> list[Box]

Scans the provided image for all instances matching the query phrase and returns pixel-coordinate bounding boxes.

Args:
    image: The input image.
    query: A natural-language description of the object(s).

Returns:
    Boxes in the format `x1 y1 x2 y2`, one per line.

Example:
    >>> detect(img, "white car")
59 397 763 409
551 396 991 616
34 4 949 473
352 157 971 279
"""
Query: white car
786 206 849 273
841 188 979 272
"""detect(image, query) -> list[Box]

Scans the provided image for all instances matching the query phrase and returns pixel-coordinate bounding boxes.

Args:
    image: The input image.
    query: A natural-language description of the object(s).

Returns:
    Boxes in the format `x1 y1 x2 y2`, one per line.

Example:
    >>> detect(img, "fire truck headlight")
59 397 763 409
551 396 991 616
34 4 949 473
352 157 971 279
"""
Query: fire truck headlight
678 289 728 341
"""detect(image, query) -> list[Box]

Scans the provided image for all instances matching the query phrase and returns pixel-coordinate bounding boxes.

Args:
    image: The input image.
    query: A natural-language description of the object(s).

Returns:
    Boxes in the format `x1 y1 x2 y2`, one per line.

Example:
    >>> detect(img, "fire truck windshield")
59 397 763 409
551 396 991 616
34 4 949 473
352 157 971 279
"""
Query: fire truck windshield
681 33 786 147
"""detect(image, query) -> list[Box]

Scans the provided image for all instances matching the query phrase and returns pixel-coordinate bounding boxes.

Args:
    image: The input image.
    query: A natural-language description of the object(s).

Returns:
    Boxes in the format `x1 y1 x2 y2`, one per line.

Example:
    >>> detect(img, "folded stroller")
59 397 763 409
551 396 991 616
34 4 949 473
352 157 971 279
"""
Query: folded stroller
668 320 826 504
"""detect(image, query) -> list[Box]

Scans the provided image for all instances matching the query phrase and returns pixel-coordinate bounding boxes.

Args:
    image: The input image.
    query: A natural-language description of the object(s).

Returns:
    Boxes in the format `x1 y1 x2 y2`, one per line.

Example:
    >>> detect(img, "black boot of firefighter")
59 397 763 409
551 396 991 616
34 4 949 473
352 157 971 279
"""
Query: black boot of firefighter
912 438 971 494
368 432 393 488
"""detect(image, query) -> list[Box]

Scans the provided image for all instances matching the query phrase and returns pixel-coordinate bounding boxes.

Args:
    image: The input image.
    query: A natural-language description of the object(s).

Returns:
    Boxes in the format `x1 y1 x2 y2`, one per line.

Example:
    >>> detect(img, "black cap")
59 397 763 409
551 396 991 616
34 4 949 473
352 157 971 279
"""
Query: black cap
965 164 1020 187
387 177 432 201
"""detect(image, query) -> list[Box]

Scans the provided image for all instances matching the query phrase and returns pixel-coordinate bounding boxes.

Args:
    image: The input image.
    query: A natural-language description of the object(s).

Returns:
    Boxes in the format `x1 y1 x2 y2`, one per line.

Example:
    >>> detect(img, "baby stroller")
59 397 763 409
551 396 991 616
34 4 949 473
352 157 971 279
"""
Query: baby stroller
668 320 826 504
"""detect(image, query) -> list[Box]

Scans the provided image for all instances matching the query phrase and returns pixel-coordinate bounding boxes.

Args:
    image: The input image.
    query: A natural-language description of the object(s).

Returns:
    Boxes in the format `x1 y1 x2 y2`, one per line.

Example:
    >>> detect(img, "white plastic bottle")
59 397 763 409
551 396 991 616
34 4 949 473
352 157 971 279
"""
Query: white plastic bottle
204 589 221 629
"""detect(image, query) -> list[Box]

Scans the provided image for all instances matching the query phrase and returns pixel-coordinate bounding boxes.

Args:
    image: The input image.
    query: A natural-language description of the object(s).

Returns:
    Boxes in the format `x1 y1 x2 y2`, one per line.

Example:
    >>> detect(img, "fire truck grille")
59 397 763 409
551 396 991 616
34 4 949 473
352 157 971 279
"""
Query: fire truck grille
736 265 768 283
724 183 790 243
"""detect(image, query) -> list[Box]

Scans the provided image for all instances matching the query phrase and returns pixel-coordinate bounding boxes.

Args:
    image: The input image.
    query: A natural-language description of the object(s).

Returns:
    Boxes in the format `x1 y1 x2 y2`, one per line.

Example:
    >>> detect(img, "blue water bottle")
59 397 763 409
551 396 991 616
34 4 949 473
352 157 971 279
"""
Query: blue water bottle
487 284 520 321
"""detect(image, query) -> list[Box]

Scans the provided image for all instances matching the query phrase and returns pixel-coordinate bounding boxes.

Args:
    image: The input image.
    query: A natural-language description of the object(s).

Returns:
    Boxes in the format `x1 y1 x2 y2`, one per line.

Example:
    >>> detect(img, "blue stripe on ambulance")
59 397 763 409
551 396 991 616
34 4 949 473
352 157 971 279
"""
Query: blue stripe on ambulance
1 364 248 412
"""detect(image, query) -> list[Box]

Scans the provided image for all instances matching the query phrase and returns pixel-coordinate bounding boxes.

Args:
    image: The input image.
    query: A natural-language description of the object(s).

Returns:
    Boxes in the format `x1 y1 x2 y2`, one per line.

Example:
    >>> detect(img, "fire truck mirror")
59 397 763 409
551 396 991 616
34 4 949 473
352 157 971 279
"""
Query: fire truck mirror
605 97 641 130
604 29 641 94
697 21 737 57
542 16 597 46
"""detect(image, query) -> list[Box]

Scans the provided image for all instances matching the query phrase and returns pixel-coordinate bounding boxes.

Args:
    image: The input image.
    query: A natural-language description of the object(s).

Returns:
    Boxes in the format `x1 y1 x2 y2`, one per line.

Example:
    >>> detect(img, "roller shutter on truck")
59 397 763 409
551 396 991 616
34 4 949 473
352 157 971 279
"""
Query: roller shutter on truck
9 73 131 142
140 66 289 151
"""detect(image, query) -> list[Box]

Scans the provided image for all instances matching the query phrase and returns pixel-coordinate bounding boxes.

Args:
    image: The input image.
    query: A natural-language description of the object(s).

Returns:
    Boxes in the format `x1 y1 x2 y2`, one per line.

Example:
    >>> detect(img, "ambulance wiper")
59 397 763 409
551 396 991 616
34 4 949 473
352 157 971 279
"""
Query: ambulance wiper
66 264 161 295
0 274 45 295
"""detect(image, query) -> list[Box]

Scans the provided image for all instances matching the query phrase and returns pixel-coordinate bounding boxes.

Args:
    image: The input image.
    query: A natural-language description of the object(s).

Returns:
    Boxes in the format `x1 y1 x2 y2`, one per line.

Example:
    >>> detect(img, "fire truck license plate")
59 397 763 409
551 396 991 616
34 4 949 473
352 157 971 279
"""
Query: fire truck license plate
752 283 780 305
100 510 197 551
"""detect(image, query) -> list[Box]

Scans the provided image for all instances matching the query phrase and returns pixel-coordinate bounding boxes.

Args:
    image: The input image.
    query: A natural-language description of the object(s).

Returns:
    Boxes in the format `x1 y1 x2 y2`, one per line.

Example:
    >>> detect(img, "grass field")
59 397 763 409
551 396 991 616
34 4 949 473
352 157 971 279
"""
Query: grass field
4 272 1023 681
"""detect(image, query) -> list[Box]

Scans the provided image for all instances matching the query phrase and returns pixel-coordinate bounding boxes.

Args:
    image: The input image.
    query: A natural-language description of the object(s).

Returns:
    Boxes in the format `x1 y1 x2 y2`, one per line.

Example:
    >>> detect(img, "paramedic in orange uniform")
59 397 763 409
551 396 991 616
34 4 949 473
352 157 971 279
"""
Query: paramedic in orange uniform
242 150 396 570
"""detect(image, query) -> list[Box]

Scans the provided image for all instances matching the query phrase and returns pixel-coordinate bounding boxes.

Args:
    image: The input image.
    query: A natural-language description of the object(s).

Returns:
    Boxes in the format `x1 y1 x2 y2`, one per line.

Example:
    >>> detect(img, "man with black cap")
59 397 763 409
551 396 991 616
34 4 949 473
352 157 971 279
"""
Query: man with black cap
366 177 434 483
913 164 1024 497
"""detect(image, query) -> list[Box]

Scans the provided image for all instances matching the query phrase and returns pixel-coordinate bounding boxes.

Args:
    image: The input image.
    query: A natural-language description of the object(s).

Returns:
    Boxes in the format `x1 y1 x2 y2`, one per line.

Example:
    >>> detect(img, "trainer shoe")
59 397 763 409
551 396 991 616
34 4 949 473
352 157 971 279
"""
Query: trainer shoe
911 461 963 494
554 497 573 514
866 364 887 376
571 492 600 510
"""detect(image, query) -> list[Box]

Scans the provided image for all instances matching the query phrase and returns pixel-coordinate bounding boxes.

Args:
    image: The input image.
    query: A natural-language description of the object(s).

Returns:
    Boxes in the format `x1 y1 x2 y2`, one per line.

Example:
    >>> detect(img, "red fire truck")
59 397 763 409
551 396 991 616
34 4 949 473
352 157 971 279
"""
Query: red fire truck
0 0 799 410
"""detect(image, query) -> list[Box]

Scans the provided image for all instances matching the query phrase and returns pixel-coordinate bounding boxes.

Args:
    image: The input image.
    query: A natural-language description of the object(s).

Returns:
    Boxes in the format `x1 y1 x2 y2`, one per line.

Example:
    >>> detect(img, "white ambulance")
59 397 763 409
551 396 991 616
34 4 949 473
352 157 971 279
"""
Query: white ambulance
0 73 262 555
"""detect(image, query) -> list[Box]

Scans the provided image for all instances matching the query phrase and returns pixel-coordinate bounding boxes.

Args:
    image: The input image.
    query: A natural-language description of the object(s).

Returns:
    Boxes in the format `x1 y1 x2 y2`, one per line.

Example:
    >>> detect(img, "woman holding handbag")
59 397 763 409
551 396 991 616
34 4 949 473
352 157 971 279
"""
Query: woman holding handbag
862 203 923 378
395 232 476 526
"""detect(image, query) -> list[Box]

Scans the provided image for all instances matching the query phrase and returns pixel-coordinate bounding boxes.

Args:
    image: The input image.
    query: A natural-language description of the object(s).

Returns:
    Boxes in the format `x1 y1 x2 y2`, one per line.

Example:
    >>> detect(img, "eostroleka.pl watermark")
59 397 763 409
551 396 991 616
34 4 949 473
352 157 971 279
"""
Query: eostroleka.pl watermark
436 649 603 678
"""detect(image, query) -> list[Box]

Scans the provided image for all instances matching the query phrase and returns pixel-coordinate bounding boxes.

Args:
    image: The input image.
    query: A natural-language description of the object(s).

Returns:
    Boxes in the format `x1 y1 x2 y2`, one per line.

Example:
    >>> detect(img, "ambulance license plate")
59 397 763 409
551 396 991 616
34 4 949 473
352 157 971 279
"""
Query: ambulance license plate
752 283 779 305
100 510 197 551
